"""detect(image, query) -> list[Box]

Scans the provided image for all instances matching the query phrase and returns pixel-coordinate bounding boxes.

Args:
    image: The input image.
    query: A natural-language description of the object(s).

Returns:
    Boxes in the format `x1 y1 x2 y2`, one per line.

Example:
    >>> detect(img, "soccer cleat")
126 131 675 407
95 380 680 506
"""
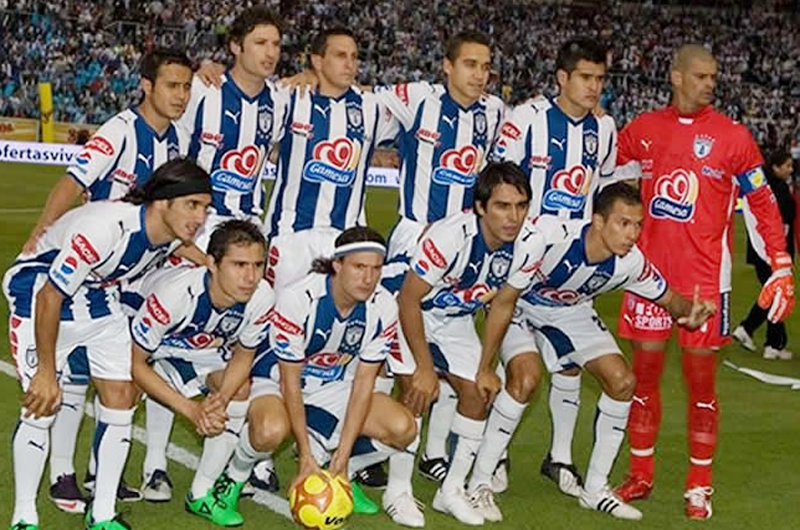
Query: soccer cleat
684 486 714 520
540 454 583 498
354 462 388 489
469 485 503 522
382 491 425 528
141 470 173 503
243 461 280 497
84 509 132 530
732 325 756 352
50 473 88 513
614 473 653 502
84 473 143 502
764 346 793 360
417 455 449 482
351 481 380 514
212 474 246 509
10 521 39 530
491 457 509 494
432 487 484 525
184 490 244 527
579 485 643 520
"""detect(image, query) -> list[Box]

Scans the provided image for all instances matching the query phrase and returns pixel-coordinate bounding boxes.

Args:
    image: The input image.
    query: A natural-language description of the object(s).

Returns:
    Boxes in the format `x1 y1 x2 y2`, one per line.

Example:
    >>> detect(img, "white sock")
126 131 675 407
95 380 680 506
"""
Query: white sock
584 393 631 493
88 394 99 477
386 417 421 498
227 425 271 483
548 372 582 464
374 376 395 395
49 383 87 482
424 380 457 460
92 403 135 522
12 412 55 525
347 438 396 479
441 413 485 494
143 397 175 479
468 390 526 492
190 399 248 499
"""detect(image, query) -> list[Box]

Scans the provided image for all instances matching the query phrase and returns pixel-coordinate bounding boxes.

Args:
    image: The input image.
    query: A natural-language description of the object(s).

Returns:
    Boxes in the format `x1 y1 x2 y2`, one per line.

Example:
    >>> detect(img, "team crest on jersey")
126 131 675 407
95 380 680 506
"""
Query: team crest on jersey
432 145 480 186
216 313 244 337
488 251 512 283
583 270 612 293
693 135 714 159
543 165 591 211
344 321 365 347
346 106 363 129
649 169 699 222
258 106 273 136
583 130 598 157
25 345 37 369
211 145 263 193
475 113 487 135
302 137 361 186
168 141 180 160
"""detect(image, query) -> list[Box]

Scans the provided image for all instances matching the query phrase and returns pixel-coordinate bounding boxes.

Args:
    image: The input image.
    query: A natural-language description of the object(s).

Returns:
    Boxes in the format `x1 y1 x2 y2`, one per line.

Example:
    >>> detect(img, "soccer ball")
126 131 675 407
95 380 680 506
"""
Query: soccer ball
289 470 354 530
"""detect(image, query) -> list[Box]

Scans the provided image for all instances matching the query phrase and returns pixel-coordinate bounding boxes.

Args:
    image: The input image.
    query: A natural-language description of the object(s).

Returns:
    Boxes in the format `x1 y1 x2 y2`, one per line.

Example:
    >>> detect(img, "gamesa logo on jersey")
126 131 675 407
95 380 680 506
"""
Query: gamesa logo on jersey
544 165 590 211
432 146 479 186
529 287 582 306
211 145 262 193
650 169 699 222
303 137 360 186
302 352 352 382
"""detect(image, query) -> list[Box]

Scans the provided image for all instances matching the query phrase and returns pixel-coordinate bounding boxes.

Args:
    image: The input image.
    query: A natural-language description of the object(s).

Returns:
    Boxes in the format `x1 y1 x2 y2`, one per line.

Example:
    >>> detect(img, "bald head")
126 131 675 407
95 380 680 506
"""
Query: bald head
672 44 716 73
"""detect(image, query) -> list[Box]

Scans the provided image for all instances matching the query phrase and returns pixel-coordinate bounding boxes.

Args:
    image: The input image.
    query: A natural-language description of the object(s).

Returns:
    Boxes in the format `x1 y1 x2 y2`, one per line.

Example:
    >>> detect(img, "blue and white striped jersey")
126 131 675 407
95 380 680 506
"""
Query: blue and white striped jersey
67 108 185 201
252 273 397 393
3 202 182 322
520 216 668 308
130 267 273 359
374 82 505 223
180 74 287 218
265 86 398 237
492 96 617 220
409 212 546 318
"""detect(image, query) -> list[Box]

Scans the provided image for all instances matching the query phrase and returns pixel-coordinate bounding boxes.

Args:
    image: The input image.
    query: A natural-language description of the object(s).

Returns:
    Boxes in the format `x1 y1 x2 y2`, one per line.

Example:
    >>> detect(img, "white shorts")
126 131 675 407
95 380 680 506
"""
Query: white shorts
151 349 228 399
500 300 621 373
388 311 481 382
195 212 266 253
9 311 132 392
381 217 426 294
266 227 340 291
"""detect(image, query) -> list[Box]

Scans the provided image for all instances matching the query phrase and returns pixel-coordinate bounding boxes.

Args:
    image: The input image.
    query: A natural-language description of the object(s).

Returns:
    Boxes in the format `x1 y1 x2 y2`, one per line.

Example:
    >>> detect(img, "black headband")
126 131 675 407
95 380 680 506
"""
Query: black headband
148 179 213 201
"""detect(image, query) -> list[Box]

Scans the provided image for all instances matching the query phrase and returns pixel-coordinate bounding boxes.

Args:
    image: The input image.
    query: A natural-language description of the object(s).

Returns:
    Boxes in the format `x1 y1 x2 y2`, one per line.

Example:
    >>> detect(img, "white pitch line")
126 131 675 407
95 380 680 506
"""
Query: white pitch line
0 359 292 520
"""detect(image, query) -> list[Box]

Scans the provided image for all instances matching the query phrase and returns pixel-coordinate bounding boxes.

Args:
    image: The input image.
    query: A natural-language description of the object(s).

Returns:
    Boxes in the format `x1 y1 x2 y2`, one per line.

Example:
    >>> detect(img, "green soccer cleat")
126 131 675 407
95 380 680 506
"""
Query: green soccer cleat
184 490 244 527
84 512 132 530
351 481 379 515
212 473 246 510
10 521 40 530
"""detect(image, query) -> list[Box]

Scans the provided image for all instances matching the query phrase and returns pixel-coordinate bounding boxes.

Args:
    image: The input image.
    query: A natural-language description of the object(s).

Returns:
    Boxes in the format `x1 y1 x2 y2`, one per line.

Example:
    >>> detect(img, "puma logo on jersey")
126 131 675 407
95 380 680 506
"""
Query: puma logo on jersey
550 137 566 150
441 115 457 129
137 153 153 168
225 110 241 124
314 104 330 117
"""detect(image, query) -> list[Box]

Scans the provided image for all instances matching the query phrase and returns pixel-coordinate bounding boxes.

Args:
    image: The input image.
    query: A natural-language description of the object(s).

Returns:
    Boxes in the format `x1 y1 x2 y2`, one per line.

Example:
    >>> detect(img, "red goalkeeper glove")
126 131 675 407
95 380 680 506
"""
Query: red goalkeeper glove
757 251 795 323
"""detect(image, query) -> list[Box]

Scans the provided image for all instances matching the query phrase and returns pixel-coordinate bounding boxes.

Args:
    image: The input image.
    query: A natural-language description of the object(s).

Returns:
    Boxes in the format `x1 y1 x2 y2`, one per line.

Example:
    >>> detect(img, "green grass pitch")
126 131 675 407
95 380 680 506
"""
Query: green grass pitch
0 161 799 529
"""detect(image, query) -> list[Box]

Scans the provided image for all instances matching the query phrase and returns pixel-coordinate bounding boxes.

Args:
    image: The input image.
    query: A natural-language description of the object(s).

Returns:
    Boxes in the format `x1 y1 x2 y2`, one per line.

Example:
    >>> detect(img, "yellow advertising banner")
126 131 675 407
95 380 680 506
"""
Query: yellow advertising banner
0 117 38 141
39 82 55 143
54 122 101 144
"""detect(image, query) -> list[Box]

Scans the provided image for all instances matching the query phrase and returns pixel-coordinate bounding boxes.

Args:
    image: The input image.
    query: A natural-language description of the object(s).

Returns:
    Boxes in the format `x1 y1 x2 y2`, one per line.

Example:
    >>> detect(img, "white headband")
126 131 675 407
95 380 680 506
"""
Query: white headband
333 241 386 259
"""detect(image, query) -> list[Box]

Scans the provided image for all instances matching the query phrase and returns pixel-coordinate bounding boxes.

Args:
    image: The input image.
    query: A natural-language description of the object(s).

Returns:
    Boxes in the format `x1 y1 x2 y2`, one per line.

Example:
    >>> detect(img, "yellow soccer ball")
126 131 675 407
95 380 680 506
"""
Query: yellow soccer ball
289 470 354 530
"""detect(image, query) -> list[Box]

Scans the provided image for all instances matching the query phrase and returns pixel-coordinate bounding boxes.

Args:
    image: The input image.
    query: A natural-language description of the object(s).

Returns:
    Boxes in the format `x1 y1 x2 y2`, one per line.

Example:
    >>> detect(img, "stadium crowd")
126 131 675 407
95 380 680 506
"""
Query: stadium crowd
0 0 799 148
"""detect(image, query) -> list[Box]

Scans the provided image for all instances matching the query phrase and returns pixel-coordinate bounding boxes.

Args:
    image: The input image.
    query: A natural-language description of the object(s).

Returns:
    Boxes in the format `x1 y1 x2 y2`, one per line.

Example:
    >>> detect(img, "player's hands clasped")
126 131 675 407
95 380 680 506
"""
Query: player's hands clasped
190 394 228 436
24 369 62 418
677 285 717 329
758 251 795 323
404 366 439 417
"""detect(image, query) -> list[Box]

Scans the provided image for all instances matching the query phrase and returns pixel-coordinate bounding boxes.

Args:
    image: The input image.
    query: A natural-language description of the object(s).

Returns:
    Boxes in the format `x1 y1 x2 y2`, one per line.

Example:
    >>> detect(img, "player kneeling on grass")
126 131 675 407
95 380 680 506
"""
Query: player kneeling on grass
130 220 274 527
473 182 716 521
210 227 417 526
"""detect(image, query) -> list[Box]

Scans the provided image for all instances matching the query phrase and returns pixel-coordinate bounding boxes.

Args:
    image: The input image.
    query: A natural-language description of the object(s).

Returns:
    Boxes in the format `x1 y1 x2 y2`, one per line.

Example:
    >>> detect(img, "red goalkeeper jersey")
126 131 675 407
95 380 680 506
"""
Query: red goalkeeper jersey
617 105 785 297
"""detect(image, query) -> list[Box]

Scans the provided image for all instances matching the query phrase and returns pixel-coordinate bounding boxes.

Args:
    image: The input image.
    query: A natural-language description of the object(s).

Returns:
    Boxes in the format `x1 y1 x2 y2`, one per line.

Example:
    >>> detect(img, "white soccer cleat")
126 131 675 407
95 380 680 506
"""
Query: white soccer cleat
469 485 503 522
491 458 509 493
141 469 173 503
732 325 756 352
433 487 485 525
763 346 793 360
579 485 643 520
382 491 425 528
541 454 583 498
684 486 714 520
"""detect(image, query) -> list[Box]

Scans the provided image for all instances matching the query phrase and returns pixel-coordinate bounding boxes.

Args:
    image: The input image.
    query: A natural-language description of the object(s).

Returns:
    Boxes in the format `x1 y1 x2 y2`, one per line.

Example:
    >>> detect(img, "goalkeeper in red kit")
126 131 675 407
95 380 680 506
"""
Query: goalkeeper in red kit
612 44 795 519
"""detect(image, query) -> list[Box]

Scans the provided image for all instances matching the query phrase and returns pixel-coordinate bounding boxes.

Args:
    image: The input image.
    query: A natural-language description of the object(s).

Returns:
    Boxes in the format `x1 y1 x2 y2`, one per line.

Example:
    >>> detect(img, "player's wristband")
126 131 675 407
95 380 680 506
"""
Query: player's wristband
770 251 792 272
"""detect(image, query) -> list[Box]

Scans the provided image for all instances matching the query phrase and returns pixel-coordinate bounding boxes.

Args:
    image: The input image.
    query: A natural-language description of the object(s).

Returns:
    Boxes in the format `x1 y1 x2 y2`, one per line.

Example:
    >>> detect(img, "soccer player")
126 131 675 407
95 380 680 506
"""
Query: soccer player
487 37 617 499
612 44 795 519
129 220 273 526
263 27 398 290
3 158 211 530
393 162 547 525
212 227 416 525
468 182 716 521
143 6 284 501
